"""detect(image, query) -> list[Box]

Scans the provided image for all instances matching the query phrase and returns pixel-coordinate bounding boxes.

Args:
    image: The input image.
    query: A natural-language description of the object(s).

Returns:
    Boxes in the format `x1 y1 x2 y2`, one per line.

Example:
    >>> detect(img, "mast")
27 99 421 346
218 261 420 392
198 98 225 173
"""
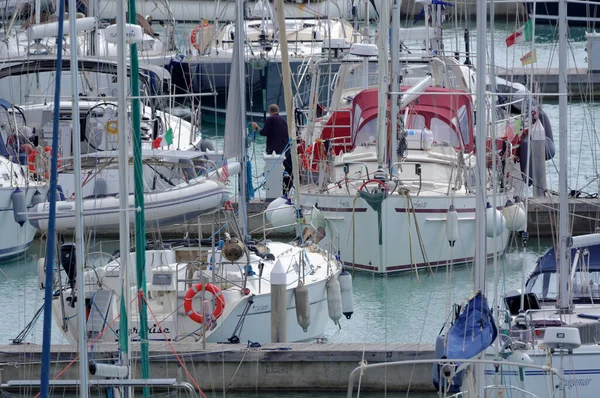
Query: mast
275 0 301 215
474 0 487 392
557 0 569 311
127 0 151 395
375 0 389 167
389 0 400 171
236 0 248 237
68 0 90 394
116 0 132 385
39 0 66 395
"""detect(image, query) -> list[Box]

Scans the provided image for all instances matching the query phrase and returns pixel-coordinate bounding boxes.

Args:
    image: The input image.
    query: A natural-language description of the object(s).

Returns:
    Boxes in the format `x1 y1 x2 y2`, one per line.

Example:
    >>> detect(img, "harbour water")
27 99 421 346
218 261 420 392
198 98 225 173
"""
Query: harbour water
0 236 551 346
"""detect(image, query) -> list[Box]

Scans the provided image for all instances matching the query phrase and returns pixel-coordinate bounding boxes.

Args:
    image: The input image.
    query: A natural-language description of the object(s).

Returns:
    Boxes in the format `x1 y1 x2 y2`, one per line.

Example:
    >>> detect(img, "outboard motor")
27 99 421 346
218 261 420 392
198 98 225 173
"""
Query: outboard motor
179 158 197 181
60 243 77 290
199 137 215 152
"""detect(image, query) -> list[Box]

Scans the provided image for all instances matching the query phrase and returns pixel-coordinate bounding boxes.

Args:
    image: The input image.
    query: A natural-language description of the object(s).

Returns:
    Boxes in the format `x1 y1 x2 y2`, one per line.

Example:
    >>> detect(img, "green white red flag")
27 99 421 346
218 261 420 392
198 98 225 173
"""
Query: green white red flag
505 20 533 47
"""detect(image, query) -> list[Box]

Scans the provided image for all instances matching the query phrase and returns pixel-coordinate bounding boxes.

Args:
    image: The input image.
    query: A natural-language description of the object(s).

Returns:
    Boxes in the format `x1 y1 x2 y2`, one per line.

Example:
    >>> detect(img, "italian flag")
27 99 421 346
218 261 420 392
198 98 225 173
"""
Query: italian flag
505 20 533 47
152 128 173 149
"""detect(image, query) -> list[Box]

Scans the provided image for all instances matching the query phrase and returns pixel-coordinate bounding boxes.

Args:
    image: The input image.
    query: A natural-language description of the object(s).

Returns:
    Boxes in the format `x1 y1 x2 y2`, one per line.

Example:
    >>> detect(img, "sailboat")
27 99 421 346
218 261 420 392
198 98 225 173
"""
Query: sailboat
0 41 235 233
48 0 351 348
166 0 360 119
0 3 175 66
288 0 535 274
348 1 565 395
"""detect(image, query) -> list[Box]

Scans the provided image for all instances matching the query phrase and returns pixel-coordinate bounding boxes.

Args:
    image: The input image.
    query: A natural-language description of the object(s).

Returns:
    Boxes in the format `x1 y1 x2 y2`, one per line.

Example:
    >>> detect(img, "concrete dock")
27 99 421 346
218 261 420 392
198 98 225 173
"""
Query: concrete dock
527 196 600 237
0 342 435 393
496 67 600 100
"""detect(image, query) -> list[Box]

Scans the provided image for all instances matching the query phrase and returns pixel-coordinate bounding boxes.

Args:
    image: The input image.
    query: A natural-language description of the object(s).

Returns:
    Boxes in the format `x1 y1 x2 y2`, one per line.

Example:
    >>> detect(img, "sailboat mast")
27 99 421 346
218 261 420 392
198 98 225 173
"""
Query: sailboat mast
275 0 301 213
127 0 151 394
389 0 401 170
474 0 488 393
116 0 132 381
236 0 248 237
39 1 66 396
375 0 389 168
557 0 569 311
68 0 90 394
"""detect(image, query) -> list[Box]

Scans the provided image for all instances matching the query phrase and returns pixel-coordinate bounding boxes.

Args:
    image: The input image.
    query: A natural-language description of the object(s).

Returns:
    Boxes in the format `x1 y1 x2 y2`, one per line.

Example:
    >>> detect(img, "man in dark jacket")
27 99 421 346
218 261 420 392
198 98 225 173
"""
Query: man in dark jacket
252 104 293 195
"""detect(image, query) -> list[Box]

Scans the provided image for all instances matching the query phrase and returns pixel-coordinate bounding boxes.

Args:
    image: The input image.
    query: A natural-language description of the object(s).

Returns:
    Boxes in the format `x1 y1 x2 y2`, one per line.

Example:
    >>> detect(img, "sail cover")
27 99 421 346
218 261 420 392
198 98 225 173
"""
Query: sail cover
223 24 244 160
445 291 497 363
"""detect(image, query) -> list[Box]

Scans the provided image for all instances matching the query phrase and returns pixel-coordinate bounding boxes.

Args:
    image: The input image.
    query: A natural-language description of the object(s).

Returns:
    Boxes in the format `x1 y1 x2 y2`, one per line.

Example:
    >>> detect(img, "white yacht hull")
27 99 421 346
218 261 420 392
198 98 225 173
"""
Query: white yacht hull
0 186 39 260
0 158 46 261
486 346 600 396
52 242 344 344
301 192 510 274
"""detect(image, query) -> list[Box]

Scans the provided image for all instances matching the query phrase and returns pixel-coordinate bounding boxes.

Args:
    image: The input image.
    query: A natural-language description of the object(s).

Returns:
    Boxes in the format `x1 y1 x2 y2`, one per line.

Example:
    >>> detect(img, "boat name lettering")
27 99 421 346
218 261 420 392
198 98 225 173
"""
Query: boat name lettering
564 378 591 389
252 304 270 312
411 200 428 209
131 324 170 334
339 201 350 208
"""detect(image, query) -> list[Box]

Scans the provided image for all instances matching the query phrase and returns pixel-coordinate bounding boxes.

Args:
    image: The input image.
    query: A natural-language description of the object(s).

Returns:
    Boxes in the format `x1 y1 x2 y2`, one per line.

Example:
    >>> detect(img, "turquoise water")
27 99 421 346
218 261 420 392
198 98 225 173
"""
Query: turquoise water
0 236 552 346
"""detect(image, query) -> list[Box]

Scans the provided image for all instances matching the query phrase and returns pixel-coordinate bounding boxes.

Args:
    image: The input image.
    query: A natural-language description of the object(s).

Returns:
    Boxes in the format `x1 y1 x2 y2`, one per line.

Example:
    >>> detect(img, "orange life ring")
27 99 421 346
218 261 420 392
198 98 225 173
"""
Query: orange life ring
190 21 210 52
183 283 225 324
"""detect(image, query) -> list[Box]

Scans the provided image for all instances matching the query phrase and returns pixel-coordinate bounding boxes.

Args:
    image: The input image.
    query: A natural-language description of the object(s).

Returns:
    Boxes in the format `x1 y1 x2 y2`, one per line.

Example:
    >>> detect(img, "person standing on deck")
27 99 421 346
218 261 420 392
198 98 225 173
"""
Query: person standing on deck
252 104 293 195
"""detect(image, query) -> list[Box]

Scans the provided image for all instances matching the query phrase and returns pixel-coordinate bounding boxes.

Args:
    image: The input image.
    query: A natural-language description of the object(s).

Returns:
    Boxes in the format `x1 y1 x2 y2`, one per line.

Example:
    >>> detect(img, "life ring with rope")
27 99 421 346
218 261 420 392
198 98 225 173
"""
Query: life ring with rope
183 283 225 324
27 146 61 179
190 20 210 52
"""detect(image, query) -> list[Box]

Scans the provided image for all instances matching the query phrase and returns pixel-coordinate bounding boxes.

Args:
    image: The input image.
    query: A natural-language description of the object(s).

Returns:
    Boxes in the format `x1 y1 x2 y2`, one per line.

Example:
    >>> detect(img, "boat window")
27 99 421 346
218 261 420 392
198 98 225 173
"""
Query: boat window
526 273 558 300
0 70 149 106
352 105 363 133
456 105 470 145
354 118 377 146
430 117 459 147
527 271 600 301
343 63 379 91
406 113 425 130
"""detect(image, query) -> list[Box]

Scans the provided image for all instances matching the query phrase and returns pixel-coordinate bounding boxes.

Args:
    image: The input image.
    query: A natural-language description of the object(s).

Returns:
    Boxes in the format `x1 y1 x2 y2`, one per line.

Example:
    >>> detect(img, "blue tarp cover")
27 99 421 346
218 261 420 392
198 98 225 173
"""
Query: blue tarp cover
445 292 497 363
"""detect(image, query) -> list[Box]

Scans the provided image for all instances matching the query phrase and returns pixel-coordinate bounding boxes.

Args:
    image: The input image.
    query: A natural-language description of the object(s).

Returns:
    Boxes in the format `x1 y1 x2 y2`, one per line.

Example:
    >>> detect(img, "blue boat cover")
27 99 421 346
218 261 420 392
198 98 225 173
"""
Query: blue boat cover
445 292 497 363
530 244 600 276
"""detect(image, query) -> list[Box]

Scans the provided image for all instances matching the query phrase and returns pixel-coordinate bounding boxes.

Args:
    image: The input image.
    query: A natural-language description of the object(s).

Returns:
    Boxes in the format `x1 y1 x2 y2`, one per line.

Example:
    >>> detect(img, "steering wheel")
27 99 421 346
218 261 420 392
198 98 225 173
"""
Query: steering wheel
84 103 119 151
358 179 389 194
7 105 26 131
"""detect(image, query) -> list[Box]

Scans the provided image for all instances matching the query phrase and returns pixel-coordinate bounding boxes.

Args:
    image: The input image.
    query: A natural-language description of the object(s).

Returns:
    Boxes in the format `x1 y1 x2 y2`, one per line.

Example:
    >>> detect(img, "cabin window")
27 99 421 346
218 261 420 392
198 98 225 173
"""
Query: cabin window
354 118 377 146
405 114 425 130
430 117 459 147
527 271 600 301
343 63 379 91
352 105 363 134
457 105 469 145
0 71 150 106
526 273 558 300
